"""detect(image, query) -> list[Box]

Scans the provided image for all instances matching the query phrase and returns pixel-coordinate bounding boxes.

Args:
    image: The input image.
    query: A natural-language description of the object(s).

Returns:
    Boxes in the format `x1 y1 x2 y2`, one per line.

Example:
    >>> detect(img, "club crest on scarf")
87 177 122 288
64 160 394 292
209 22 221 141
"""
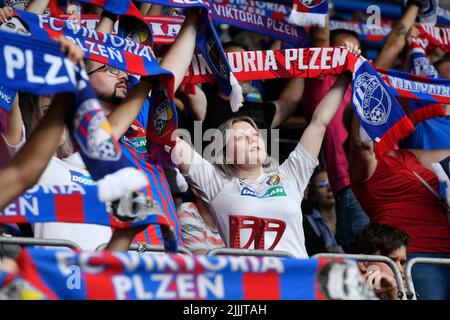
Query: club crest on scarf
302 0 325 8
152 93 174 137
207 38 229 80
354 72 392 126
73 99 121 161
118 15 153 47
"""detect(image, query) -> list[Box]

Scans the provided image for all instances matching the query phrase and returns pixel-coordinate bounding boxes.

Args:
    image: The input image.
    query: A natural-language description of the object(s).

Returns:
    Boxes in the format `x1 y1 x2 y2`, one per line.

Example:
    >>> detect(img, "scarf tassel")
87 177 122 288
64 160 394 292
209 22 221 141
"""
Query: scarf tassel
288 11 327 28
97 167 148 202
373 115 415 157
410 103 446 124
229 72 244 112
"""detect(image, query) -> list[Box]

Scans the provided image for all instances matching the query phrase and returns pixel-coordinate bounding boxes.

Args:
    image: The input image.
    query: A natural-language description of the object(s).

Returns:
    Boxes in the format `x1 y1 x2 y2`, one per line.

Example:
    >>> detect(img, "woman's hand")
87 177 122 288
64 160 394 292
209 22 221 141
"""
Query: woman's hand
0 6 13 23
53 35 85 66
342 40 361 57
406 25 421 46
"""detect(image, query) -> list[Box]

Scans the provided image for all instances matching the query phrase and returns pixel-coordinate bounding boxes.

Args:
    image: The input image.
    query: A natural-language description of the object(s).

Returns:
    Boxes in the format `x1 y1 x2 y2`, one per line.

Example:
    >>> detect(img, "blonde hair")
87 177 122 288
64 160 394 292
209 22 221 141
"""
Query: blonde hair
211 116 274 178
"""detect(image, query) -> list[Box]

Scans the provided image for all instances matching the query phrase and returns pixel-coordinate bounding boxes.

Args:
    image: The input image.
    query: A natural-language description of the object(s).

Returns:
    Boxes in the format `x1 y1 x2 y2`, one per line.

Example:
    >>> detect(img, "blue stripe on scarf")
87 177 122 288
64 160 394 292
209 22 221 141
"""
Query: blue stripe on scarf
352 58 414 155
7 248 371 300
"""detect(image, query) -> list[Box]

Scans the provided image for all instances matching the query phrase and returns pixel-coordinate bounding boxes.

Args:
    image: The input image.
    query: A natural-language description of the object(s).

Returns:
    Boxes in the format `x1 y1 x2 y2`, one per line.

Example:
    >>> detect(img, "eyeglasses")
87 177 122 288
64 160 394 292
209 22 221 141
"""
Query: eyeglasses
87 65 120 76
315 181 330 189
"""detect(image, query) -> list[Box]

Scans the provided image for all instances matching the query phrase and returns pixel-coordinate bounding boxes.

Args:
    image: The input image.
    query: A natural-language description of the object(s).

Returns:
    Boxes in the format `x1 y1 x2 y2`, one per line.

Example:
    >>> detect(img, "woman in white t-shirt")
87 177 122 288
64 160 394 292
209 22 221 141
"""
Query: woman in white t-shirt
174 42 360 258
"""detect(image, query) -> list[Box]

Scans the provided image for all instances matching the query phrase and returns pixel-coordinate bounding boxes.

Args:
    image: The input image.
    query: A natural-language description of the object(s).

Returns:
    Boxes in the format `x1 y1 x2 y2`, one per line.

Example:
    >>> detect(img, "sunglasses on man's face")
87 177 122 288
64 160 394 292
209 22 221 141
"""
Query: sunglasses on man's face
87 65 120 76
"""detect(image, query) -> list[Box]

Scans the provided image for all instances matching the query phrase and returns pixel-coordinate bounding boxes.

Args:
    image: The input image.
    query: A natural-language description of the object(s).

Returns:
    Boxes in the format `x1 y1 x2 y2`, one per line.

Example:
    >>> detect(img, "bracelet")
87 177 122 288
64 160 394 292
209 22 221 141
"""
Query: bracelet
100 10 118 23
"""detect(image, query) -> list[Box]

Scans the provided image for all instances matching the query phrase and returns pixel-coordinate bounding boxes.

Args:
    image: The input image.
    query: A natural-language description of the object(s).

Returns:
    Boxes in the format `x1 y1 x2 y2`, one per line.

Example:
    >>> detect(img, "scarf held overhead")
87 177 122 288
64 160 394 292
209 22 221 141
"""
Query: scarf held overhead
79 0 242 111
182 47 416 156
134 0 243 112
0 248 374 300
406 24 450 123
288 0 328 27
0 28 150 202
8 9 177 149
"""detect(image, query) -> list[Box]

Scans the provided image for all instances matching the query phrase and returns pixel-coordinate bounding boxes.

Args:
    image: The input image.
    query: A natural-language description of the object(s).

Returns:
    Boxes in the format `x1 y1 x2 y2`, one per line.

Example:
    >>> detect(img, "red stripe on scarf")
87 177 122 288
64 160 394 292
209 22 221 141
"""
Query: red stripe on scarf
84 252 122 299
55 193 86 223
242 270 280 299
411 103 446 124
17 250 59 300
373 115 415 157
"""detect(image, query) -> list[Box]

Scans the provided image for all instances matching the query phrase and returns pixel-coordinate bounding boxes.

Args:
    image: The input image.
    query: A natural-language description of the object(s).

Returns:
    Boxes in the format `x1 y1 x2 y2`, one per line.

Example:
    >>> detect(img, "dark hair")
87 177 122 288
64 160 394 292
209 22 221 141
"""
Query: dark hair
18 92 42 140
309 167 327 193
353 223 411 256
222 40 249 52
330 29 365 56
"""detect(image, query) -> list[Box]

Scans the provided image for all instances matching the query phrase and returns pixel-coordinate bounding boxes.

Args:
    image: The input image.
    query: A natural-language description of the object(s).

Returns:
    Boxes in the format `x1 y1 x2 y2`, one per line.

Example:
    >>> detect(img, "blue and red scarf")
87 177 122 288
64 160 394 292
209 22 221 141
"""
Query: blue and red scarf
0 28 151 202
288 0 328 27
406 25 450 124
182 47 415 156
351 57 415 156
134 0 243 112
66 0 243 111
0 248 374 300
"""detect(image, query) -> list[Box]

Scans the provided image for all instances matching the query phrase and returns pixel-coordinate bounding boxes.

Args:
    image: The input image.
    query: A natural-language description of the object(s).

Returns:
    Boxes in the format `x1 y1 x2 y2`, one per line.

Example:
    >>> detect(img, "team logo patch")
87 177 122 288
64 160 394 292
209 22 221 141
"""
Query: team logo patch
241 186 287 198
206 38 229 80
125 23 152 47
74 99 121 161
302 0 325 8
266 174 281 186
122 121 147 153
152 100 173 136
353 72 391 126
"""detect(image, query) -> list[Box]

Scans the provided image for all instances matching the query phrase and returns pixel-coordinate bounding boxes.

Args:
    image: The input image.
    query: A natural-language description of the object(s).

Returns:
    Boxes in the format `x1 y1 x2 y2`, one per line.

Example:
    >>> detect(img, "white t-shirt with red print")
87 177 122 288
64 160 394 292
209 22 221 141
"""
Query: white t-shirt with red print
183 143 318 258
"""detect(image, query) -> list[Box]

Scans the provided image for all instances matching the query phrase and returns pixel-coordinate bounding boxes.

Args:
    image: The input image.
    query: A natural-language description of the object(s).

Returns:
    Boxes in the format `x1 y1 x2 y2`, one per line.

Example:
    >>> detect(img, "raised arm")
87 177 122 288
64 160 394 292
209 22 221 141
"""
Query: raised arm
310 15 330 47
300 71 352 160
271 78 305 128
25 0 50 14
346 108 377 183
106 9 200 139
0 93 71 210
375 2 419 69
159 8 200 91
0 36 84 210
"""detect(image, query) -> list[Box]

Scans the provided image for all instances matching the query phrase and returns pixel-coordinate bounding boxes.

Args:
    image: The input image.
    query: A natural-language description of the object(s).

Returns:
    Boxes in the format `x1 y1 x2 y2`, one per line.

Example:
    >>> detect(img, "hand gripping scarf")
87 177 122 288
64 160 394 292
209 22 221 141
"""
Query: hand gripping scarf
407 24 450 124
135 0 244 112
66 0 243 112
2 9 177 151
0 248 376 300
0 28 150 202
288 0 328 28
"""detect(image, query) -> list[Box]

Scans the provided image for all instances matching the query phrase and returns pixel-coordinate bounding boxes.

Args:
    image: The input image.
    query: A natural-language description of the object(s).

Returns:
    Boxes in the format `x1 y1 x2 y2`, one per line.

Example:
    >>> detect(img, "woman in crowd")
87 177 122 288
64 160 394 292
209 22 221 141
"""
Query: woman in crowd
172 41 361 258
